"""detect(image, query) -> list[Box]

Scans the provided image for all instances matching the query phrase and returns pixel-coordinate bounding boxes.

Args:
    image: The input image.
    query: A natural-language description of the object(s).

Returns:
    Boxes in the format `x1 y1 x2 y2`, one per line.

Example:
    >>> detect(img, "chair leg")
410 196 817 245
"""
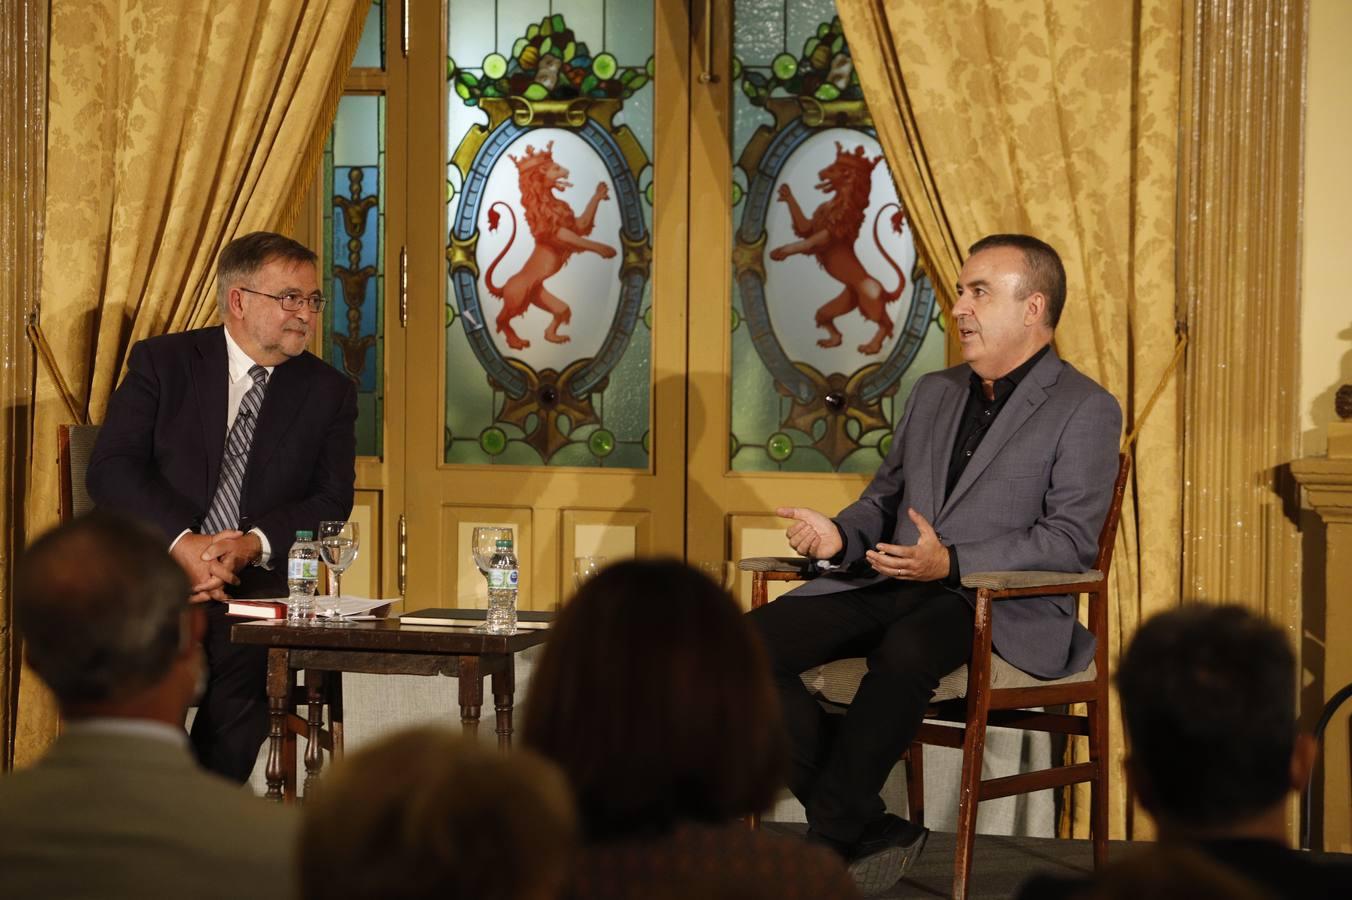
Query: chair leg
1089 698 1109 868
904 742 925 827
953 713 989 900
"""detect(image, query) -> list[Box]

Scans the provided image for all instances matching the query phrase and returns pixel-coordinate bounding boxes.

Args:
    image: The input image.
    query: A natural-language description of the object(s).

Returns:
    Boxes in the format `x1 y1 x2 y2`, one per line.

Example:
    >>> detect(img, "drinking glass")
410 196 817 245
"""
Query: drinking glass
472 526 513 577
697 560 738 592
573 555 606 589
318 520 359 626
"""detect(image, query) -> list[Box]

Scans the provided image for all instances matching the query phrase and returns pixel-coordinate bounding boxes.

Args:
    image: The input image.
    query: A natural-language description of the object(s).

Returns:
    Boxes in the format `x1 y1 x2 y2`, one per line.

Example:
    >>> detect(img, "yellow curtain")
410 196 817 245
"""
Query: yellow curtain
14 0 371 767
838 0 1184 840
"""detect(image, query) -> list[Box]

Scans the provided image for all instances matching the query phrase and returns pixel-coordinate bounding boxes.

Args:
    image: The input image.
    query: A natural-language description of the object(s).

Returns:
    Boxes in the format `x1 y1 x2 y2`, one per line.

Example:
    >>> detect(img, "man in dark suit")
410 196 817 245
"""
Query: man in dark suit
750 234 1121 893
87 231 356 781
0 513 296 900
1017 605 1352 900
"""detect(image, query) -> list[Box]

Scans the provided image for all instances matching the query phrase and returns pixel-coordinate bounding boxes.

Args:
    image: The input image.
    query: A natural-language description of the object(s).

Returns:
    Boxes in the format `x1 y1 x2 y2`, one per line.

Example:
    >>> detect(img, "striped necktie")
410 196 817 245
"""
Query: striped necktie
202 364 268 535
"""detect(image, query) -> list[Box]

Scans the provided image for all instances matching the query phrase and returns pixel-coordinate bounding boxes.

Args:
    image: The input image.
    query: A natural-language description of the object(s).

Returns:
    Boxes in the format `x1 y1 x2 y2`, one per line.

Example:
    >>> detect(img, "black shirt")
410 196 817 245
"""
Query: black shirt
940 345 1050 584
945 344 1050 498
828 345 1051 580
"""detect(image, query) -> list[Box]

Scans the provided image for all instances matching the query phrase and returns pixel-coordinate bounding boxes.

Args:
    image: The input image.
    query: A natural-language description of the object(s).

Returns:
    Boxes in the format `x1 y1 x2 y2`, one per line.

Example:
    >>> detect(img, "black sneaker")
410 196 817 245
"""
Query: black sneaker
845 814 929 896
803 827 854 861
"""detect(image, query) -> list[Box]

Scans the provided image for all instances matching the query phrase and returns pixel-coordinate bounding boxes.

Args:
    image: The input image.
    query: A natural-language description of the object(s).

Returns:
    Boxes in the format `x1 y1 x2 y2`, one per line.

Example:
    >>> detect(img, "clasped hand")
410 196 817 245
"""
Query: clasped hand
171 530 262 603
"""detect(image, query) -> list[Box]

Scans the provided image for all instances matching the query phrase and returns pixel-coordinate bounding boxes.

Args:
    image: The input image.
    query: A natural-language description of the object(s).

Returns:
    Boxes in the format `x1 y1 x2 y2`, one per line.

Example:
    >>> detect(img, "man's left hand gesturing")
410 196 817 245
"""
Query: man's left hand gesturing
865 508 950 582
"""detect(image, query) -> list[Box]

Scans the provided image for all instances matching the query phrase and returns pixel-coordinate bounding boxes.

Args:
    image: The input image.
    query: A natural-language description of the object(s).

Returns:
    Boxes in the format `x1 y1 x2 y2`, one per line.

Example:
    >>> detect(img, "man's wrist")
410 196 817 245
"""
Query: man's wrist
248 527 272 569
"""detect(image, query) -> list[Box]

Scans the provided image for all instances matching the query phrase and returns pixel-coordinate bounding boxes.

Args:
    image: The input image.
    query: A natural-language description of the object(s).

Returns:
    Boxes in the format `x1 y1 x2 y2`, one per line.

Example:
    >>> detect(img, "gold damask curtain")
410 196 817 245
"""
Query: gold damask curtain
838 0 1185 840
14 0 370 766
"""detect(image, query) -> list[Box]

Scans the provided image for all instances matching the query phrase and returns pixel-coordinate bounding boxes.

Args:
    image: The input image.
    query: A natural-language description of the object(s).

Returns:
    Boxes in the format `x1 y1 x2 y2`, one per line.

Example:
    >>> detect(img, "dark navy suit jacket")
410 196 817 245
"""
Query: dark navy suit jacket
88 326 357 598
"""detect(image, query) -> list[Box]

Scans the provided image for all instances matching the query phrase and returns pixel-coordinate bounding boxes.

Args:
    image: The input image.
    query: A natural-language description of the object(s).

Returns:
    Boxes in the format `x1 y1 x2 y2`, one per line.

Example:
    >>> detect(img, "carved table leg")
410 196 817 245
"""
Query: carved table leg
328 670 344 760
264 648 290 803
491 654 515 750
304 670 325 796
458 654 482 742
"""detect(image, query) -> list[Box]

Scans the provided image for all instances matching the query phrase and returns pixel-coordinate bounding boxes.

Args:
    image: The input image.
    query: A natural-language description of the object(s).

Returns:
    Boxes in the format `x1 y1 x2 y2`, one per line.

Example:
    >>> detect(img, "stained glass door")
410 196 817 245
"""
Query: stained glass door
686 0 949 605
403 0 688 610
382 0 948 611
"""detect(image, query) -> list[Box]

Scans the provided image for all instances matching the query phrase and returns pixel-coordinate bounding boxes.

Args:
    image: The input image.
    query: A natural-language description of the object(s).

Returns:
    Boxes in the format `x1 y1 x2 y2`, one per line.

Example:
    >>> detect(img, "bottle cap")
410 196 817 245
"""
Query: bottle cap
495 539 513 550
296 530 313 540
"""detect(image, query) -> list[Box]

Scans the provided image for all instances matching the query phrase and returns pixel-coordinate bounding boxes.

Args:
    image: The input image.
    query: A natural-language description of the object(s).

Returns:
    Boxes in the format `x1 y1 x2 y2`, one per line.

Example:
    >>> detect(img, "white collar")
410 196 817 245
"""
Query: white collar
222 325 276 385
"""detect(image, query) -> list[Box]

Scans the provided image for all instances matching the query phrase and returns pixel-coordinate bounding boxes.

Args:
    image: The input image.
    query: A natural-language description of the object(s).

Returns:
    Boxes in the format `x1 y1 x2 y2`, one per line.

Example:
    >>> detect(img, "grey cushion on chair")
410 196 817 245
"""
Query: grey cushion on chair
800 656 1098 707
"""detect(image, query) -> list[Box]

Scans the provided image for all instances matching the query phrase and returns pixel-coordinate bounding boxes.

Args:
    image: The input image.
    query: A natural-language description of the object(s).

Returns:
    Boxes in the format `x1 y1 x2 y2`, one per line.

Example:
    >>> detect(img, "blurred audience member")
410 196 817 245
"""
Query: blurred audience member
299 726 576 900
1057 846 1269 900
0 513 296 900
523 559 860 900
1018 604 1352 899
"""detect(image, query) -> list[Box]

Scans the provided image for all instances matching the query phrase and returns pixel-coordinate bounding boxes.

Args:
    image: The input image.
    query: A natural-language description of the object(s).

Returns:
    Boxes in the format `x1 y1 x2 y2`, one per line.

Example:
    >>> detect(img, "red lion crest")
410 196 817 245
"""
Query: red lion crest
769 142 906 355
484 141 617 350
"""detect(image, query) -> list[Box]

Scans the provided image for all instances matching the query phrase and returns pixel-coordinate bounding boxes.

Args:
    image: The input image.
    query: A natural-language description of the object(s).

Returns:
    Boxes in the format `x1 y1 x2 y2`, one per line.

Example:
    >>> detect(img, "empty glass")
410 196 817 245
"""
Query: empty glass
472 526 514 577
318 520 359 626
573 555 607 588
697 560 737 591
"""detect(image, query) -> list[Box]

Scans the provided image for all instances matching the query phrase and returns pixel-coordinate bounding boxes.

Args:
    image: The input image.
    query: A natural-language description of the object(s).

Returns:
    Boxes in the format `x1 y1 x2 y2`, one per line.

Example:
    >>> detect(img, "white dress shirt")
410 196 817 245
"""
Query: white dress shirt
169 326 274 566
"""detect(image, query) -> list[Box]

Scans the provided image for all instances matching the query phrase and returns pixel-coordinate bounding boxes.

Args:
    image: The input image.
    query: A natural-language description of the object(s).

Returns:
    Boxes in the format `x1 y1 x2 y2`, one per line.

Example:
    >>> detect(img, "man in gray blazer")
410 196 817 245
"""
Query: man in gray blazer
0 513 296 900
750 234 1121 892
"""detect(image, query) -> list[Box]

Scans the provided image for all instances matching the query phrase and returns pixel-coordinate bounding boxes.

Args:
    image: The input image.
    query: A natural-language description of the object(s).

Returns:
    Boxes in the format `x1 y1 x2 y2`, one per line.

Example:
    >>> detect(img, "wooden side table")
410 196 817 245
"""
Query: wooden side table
232 617 548 803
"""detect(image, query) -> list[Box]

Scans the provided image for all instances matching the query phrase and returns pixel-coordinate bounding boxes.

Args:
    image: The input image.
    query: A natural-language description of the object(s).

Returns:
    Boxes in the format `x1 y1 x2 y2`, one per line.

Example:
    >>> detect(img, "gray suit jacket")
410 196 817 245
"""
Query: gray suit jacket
789 349 1122 678
0 729 298 900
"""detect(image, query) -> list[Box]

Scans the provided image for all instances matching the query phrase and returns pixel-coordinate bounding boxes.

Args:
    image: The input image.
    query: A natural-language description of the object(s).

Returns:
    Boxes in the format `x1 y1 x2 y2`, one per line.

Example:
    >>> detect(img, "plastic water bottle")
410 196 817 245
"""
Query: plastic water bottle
286 530 319 625
485 538 518 633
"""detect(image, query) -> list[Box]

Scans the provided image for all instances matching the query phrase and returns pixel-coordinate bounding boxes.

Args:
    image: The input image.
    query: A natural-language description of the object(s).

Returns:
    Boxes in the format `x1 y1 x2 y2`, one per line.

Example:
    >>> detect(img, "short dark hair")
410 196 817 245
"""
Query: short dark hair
522 559 788 840
299 727 576 900
968 233 1067 328
16 512 190 707
216 231 318 315
1116 604 1296 829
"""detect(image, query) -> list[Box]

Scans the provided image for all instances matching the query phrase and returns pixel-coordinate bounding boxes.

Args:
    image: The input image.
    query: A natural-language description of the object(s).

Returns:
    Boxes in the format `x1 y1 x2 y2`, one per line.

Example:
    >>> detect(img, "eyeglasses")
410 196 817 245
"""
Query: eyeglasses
238 287 327 313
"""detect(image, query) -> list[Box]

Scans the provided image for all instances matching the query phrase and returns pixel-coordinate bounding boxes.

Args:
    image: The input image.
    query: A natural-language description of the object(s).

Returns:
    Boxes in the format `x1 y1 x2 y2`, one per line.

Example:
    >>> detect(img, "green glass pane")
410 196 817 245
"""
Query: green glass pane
444 1 654 468
323 93 385 458
728 0 945 474
352 0 385 69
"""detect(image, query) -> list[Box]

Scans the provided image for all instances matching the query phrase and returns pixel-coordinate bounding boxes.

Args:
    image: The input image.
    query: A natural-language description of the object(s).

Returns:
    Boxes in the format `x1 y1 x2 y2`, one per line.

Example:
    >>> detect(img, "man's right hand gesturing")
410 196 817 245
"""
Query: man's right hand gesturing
776 507 844 561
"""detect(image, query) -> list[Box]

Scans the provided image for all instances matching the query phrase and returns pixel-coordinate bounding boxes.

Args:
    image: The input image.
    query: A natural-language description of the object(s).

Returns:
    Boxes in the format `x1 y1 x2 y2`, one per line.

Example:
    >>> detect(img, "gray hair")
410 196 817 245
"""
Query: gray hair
16 512 190 707
216 231 318 317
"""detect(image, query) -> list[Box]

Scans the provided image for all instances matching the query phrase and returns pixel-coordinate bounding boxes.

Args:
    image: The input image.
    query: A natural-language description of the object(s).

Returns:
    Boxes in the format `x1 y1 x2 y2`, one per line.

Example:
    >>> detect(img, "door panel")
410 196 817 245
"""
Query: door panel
687 0 949 605
404 0 688 610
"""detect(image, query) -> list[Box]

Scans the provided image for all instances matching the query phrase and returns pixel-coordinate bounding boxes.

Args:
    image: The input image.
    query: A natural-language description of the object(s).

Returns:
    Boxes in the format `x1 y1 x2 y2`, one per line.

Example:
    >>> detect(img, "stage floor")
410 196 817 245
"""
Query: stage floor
764 823 1103 899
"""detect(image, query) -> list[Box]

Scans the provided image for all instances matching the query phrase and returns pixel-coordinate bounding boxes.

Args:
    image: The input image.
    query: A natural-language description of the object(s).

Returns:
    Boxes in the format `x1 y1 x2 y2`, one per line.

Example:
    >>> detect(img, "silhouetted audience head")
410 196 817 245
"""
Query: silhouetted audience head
1116 603 1310 833
299 727 576 900
1064 846 1269 900
15 511 197 716
522 558 787 841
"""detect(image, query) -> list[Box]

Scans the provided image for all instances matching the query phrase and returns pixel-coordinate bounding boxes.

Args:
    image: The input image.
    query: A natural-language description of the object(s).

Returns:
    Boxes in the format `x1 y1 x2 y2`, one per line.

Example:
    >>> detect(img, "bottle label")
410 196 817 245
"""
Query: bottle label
487 567 518 590
289 557 319 580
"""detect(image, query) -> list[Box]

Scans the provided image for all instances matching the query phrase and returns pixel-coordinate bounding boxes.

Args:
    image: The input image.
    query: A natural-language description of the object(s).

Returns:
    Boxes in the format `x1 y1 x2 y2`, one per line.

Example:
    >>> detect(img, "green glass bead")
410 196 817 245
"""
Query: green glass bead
480 427 507 456
589 429 615 457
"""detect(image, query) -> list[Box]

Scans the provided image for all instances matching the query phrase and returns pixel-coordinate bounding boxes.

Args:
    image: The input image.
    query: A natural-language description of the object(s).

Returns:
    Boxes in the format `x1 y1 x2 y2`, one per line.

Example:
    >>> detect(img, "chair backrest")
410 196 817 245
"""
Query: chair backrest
58 423 101 522
1089 453 1132 579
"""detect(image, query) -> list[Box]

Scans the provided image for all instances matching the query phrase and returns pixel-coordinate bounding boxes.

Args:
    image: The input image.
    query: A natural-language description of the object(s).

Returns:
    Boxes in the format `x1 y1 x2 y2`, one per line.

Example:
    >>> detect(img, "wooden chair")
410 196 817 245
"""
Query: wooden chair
59 423 342 800
742 453 1130 899
57 423 101 522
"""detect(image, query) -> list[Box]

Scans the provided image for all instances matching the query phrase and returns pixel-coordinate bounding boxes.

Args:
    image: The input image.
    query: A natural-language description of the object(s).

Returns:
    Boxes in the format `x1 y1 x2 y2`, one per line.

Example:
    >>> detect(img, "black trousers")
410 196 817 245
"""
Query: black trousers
749 579 974 844
189 601 269 782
